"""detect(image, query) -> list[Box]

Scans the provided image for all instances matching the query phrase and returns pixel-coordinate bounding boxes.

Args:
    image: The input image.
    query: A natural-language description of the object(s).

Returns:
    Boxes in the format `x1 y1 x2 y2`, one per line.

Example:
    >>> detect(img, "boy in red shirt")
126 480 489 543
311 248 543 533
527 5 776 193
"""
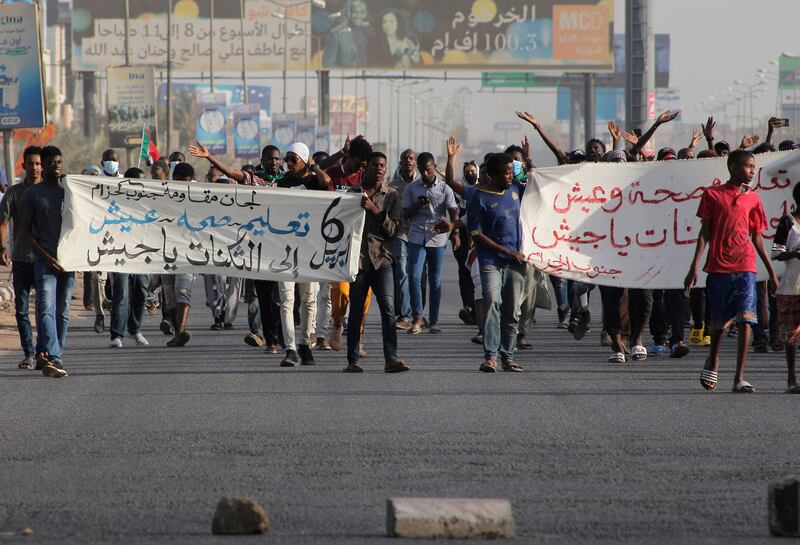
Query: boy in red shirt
685 149 779 392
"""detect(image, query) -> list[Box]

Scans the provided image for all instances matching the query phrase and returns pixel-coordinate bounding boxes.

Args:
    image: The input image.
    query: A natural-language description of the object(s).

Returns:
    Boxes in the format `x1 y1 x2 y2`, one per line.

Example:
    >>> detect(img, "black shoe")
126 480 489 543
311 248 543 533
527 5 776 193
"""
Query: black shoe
94 315 105 334
223 322 234 330
517 334 532 350
458 307 475 325
160 319 174 336
343 363 364 373
567 320 577 334
281 349 299 367
210 321 223 331
167 331 192 347
573 311 590 340
753 343 768 354
298 344 315 365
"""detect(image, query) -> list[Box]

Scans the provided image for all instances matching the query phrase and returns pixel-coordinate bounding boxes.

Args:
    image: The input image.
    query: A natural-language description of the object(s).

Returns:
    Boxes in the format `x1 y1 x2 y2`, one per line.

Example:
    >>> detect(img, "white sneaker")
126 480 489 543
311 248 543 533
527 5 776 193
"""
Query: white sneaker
109 337 123 348
133 332 149 346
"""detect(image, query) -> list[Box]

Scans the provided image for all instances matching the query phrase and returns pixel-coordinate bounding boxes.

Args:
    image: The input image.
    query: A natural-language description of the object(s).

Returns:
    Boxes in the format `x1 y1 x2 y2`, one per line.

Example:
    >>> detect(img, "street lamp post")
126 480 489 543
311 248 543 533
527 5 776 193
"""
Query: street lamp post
396 81 420 161
734 79 767 133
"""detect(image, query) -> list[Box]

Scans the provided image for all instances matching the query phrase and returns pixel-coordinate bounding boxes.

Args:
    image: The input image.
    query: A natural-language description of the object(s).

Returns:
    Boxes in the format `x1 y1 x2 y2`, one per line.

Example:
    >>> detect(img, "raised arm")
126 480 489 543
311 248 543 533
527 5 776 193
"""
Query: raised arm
630 110 680 157
445 136 465 197
307 156 331 187
188 142 246 183
701 116 716 151
765 117 782 146
687 128 702 154
516 111 568 165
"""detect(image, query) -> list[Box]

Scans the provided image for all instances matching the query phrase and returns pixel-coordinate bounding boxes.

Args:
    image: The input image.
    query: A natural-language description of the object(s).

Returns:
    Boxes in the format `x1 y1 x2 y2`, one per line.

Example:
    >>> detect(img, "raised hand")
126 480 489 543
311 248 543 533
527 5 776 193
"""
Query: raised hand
447 135 462 158
702 116 716 140
690 128 702 148
740 134 761 149
521 135 531 158
515 111 540 129
620 129 639 145
656 110 680 125
608 121 621 142
188 141 210 158
768 117 784 130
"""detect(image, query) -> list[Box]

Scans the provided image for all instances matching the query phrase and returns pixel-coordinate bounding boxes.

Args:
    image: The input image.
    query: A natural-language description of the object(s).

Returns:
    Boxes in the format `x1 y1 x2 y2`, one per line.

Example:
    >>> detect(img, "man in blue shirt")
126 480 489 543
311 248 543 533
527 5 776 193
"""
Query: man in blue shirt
467 152 526 373
401 152 460 334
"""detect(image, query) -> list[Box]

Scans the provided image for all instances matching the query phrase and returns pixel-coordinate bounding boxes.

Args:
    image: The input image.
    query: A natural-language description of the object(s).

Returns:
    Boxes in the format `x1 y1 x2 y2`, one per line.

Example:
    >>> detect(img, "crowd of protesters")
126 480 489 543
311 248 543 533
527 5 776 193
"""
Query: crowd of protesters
1 112 799 393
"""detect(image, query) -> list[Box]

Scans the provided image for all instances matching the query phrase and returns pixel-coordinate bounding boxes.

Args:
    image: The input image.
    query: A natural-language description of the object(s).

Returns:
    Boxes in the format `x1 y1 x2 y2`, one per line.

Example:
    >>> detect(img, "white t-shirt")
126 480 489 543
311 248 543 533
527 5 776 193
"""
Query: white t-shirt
772 214 800 295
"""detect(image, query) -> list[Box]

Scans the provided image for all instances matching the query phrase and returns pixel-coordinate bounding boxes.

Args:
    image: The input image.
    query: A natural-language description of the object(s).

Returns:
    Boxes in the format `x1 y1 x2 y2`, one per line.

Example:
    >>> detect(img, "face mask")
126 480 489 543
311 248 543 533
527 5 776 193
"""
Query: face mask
103 160 119 174
464 173 477 185
513 160 523 176
169 161 179 172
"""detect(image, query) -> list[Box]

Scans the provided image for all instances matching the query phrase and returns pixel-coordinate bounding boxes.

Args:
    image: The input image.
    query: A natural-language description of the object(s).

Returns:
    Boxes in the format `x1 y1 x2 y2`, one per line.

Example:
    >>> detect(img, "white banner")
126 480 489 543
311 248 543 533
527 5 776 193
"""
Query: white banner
58 176 365 283
521 150 800 288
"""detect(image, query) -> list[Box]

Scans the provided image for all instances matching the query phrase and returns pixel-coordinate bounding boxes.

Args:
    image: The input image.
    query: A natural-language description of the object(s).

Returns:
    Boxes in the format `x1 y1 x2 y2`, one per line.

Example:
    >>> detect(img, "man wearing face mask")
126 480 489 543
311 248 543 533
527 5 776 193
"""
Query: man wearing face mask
100 148 123 178
167 151 186 178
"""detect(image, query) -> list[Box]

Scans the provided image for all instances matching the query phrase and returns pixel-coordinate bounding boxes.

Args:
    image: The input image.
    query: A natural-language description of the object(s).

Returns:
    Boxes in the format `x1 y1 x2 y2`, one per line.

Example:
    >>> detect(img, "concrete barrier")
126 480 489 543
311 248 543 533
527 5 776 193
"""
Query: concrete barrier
387 497 515 539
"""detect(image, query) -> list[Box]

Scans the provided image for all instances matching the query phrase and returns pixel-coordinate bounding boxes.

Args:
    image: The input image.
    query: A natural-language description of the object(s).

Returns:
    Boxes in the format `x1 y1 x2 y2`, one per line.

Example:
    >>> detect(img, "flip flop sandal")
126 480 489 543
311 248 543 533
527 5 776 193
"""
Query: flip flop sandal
631 345 647 361
700 369 718 391
733 380 756 393
479 359 497 373
501 362 524 372
608 352 625 363
17 361 33 370
787 383 800 394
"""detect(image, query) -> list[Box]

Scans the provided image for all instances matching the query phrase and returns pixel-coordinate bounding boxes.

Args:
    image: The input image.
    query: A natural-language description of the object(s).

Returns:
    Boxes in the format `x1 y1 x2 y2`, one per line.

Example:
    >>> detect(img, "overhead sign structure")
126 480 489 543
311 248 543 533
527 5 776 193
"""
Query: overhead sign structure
106 66 156 148
312 0 614 72
71 0 310 72
0 2 46 129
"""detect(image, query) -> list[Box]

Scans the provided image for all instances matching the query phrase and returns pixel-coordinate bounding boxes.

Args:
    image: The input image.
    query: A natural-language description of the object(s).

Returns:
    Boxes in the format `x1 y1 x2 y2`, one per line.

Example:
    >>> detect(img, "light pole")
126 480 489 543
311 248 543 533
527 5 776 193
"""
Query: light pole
734 80 767 133
395 81 420 161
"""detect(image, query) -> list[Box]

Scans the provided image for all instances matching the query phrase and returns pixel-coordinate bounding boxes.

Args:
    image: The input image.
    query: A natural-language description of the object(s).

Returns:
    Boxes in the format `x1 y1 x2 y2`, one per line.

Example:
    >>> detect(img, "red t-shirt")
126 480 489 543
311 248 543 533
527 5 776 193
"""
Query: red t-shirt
325 164 364 192
696 183 768 274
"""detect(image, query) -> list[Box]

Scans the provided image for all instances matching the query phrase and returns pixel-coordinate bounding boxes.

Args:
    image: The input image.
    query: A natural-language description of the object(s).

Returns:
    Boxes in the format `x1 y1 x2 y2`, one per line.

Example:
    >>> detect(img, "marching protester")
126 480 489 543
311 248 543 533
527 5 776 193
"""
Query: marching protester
108 167 150 348
402 152 460 334
388 148 417 330
467 152 526 373
0 146 42 368
19 146 73 378
162 162 198 348
771 182 800 393
344 152 409 373
685 149 780 392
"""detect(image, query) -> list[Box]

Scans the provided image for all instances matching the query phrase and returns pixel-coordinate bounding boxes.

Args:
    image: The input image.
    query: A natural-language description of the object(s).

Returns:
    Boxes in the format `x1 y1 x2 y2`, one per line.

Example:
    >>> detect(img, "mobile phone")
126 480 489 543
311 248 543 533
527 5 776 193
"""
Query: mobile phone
778 118 790 127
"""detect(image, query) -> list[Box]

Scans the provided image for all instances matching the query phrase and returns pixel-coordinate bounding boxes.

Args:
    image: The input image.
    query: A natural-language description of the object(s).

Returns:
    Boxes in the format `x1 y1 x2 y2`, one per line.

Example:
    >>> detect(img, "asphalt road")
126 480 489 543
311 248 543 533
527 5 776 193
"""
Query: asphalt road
0 260 797 544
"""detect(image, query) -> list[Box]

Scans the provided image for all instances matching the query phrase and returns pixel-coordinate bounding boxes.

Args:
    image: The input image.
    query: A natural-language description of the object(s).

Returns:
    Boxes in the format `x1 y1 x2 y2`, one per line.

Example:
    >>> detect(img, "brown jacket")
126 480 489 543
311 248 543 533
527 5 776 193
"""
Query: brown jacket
350 181 400 270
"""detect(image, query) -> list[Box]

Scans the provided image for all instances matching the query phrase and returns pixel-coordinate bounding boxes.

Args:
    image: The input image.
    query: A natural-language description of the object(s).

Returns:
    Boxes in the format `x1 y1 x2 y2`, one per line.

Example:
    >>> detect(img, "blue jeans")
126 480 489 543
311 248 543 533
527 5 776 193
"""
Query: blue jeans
392 238 411 320
34 259 75 360
12 261 37 356
111 273 149 340
407 243 445 325
480 262 526 361
549 275 569 323
347 263 398 364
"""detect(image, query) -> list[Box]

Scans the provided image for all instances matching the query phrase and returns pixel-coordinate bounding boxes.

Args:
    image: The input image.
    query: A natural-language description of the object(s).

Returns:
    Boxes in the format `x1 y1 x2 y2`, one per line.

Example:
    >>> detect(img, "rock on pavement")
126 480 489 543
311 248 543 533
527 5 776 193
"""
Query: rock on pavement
211 497 270 535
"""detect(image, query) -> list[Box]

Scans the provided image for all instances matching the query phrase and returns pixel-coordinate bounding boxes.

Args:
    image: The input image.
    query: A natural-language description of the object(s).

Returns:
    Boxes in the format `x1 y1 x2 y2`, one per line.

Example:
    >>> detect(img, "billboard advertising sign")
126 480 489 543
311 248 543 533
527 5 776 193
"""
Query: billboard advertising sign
0 2 46 129
72 0 309 72
107 66 156 148
196 91 227 155
312 0 614 71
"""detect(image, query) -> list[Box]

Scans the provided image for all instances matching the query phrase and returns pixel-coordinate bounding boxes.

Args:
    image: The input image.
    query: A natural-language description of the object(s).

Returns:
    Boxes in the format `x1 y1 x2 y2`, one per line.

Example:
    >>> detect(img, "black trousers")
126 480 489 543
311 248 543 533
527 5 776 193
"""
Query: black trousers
254 280 283 347
600 287 653 338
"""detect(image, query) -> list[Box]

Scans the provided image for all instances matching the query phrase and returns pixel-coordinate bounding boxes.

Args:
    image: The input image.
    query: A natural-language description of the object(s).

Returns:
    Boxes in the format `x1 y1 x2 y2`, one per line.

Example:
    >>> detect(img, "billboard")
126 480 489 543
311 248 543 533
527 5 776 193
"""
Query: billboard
195 91 227 155
0 2 46 129
107 66 156 148
272 113 297 148
312 0 614 71
72 0 309 72
231 103 261 159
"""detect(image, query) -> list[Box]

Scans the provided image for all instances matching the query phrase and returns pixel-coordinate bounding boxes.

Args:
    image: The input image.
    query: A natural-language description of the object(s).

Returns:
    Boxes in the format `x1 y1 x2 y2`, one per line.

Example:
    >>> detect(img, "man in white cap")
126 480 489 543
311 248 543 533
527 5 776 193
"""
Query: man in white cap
275 142 332 366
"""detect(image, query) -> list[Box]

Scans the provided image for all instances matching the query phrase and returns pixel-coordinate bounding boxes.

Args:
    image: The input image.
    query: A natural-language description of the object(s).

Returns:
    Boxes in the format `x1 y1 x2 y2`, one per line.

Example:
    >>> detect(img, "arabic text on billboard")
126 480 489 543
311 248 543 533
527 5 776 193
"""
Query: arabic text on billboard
311 0 613 71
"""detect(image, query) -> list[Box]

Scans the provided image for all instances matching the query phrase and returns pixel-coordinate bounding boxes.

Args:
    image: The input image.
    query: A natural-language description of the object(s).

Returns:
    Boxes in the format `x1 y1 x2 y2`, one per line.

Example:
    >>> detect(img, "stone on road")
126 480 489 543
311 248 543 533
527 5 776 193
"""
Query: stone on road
387 497 514 539
211 497 269 535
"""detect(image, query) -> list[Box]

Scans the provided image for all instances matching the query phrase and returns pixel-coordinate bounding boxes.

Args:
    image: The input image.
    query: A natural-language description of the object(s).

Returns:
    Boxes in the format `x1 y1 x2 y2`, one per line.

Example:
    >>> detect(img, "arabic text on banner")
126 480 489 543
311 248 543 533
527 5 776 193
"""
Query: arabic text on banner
57 176 365 283
521 150 800 289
